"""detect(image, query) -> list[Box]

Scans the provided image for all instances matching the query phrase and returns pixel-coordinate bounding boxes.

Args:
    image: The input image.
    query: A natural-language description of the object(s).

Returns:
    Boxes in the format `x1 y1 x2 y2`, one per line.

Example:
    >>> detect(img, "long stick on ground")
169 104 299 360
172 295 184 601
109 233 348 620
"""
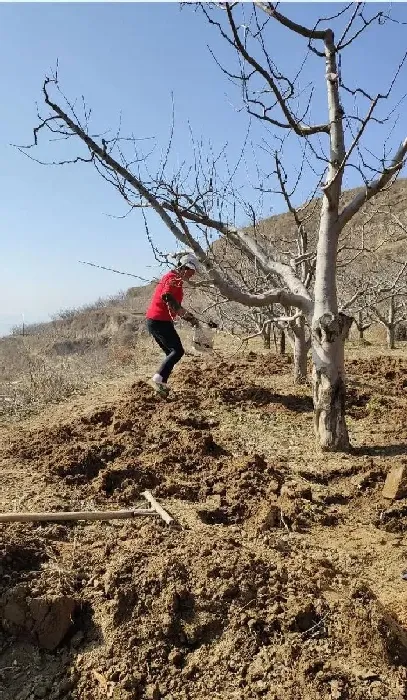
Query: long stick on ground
0 491 175 525
0 509 155 523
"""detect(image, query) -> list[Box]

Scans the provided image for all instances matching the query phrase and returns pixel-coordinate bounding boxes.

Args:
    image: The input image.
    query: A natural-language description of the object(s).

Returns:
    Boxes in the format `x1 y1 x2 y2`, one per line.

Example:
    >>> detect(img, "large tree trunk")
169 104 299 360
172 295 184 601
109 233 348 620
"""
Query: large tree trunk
312 313 353 451
293 318 308 384
311 30 350 452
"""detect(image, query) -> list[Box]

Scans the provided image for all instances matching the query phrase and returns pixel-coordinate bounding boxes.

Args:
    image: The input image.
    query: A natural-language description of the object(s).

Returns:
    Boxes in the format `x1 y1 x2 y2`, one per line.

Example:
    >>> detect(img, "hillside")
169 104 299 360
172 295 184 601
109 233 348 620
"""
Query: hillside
0 290 147 420
256 177 407 247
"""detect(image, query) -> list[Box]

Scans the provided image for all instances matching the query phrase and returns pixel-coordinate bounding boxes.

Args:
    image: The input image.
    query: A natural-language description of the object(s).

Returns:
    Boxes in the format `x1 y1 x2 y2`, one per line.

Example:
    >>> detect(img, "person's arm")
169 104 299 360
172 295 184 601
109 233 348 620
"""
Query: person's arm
162 293 199 326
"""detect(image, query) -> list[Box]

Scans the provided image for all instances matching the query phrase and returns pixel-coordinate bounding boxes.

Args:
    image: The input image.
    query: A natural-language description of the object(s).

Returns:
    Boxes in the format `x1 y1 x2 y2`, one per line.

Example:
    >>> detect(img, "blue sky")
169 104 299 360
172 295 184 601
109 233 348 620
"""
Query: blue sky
1 2 406 335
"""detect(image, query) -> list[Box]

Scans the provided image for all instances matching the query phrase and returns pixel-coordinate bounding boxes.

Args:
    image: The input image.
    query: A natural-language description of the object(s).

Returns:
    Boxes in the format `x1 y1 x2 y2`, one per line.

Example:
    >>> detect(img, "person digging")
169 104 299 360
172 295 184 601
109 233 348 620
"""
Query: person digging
146 254 200 397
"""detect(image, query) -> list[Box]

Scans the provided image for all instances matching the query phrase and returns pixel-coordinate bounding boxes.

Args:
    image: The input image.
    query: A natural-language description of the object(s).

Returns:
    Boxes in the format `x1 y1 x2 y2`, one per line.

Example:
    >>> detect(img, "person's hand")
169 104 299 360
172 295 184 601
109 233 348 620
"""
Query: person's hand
183 311 199 327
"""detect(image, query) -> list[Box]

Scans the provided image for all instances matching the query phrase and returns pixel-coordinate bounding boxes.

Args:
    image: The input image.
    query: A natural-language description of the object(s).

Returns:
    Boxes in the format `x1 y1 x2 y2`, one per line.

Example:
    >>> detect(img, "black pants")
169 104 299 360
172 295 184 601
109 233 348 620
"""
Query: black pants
146 319 185 383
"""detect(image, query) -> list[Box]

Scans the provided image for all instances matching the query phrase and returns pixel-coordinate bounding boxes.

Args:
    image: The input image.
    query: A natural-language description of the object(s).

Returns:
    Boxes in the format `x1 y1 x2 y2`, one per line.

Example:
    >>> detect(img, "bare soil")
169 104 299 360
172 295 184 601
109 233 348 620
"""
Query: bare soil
1 350 407 700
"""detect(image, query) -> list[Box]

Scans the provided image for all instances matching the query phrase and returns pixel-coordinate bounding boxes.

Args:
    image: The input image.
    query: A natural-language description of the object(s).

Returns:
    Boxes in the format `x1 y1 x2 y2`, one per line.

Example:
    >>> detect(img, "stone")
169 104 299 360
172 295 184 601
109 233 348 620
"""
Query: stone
212 482 226 495
280 481 312 501
382 465 407 500
204 494 221 508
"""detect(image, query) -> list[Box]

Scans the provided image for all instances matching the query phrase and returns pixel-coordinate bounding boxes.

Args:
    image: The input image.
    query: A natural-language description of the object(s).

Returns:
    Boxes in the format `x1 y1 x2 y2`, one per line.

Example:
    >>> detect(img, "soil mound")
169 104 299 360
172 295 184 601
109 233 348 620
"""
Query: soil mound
1 353 407 699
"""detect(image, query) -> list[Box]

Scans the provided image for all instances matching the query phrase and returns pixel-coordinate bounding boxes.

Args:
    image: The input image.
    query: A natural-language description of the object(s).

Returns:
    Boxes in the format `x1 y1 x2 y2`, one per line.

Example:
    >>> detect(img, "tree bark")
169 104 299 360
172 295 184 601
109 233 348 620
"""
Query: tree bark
279 329 286 355
262 323 271 349
311 30 350 452
293 318 308 384
387 325 395 350
312 313 353 451
357 312 364 341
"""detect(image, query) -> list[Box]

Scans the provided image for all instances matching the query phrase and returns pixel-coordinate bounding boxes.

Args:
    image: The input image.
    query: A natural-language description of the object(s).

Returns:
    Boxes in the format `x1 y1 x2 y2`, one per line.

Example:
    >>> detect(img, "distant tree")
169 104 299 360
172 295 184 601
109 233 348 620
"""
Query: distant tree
367 269 407 349
338 206 407 347
353 310 373 343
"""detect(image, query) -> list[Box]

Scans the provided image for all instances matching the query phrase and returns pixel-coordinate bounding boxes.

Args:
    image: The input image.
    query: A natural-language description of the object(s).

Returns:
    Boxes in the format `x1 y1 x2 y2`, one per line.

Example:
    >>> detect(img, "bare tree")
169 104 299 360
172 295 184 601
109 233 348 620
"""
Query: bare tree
21 3 407 451
367 267 407 349
353 310 373 343
251 309 273 349
338 204 407 346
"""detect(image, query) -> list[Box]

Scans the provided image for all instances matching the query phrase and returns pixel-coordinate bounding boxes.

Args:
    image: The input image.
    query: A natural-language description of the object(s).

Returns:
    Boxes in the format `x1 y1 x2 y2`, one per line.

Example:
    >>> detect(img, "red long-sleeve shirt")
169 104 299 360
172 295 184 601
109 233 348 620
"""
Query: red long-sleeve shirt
146 271 184 322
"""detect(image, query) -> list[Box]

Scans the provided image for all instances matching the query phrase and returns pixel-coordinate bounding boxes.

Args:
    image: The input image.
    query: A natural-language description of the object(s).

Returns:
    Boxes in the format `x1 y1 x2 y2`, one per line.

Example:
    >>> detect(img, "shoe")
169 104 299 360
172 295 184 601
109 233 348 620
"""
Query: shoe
152 380 169 397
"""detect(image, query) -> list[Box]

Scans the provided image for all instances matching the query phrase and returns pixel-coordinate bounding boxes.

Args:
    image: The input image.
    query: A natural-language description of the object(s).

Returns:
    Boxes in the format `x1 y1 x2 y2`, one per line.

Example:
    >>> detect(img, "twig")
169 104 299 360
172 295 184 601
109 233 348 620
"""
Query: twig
78 260 151 283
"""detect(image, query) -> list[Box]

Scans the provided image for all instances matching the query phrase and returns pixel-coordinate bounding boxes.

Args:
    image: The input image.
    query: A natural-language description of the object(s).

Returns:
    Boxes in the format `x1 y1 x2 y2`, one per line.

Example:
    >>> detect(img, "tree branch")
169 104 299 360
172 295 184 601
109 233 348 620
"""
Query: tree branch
338 137 407 228
33 87 311 315
254 2 327 40
222 4 329 136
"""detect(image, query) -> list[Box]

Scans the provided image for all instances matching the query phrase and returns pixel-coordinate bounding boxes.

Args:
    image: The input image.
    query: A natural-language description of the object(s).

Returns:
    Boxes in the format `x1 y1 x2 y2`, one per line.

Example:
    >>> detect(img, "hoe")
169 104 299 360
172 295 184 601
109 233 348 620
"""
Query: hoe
0 490 174 526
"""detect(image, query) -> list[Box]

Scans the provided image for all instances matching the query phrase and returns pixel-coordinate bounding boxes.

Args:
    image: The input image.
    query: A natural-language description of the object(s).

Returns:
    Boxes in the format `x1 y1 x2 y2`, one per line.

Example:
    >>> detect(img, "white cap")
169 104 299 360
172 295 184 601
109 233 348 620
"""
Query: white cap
178 253 199 271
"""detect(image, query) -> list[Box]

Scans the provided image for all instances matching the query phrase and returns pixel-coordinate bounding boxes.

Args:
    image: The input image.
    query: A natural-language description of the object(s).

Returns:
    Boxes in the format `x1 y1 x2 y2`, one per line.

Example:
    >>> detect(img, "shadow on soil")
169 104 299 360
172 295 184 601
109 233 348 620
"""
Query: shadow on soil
220 386 313 413
351 443 407 457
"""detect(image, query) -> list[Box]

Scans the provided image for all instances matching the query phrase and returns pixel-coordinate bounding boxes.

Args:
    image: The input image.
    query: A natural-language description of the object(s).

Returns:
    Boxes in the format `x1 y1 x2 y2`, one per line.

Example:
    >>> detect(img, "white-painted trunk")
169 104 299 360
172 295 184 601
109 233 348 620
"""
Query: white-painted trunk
292 318 308 384
311 30 351 451
312 313 353 451
312 200 351 449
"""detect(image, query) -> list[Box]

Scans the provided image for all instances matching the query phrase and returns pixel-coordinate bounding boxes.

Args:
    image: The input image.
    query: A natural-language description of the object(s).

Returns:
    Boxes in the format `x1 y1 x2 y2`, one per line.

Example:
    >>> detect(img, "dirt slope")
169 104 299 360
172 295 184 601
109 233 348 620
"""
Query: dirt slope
1 351 407 700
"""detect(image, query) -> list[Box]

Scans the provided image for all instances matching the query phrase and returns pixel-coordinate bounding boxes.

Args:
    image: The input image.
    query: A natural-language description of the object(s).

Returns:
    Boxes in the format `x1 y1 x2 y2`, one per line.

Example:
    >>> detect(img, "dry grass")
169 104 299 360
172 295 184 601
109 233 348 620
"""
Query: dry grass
0 332 139 420
0 318 199 420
